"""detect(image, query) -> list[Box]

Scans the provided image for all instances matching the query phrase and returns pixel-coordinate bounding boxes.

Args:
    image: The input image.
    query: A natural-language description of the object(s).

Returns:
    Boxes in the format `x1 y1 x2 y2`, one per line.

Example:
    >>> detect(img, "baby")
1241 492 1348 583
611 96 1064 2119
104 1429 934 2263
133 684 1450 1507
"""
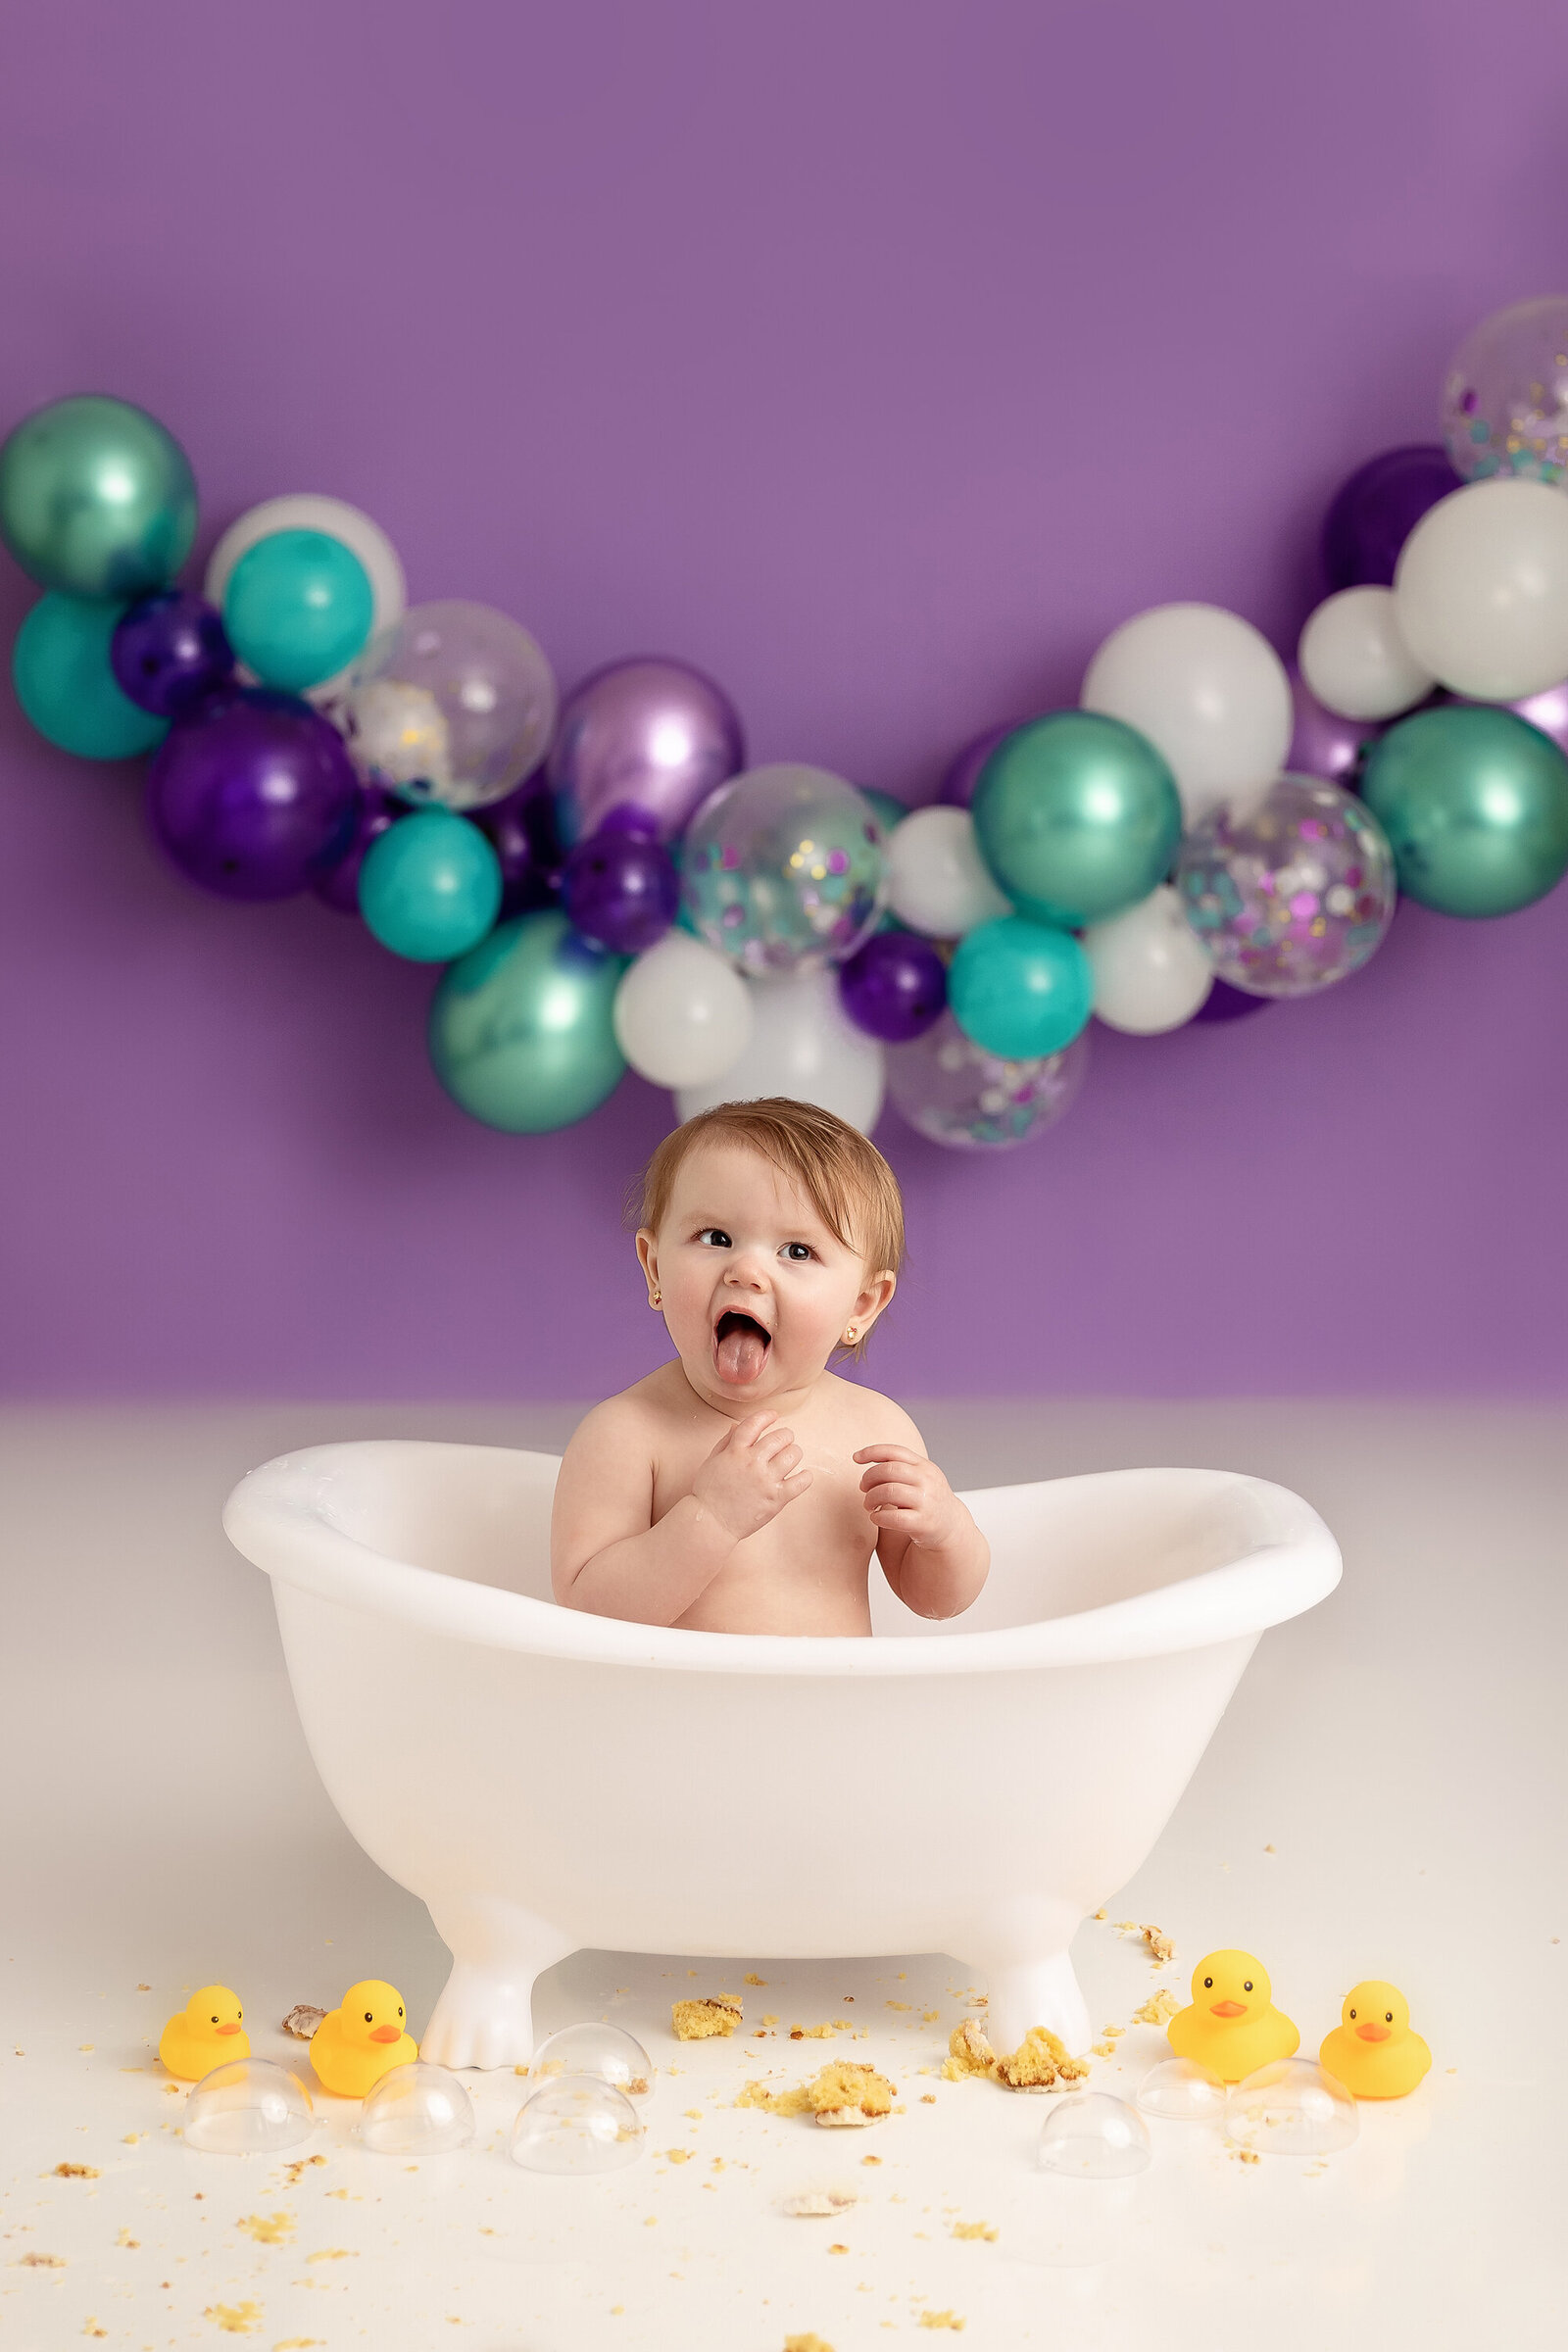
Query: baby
551 1097 990 1636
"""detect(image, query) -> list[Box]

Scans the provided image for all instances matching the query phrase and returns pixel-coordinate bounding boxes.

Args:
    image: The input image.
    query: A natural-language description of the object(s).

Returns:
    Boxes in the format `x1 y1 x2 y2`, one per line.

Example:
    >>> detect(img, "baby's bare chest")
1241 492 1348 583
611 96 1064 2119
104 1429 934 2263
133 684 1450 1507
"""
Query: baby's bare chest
652 1418 876 1586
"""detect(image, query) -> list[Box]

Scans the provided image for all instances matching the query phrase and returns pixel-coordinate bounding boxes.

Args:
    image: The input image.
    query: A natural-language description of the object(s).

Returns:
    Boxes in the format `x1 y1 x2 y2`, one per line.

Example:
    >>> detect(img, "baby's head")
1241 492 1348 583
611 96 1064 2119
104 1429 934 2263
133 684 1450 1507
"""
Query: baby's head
635 1099 904 1406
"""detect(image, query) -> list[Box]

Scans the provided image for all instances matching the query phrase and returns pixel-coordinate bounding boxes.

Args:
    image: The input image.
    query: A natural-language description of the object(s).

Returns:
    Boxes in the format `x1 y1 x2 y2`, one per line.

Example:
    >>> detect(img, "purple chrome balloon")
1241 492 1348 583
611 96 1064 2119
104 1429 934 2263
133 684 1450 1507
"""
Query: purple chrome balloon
111 589 233 716
480 777 563 915
1286 666 1384 788
313 784 401 912
563 829 679 954
1191 976 1272 1023
148 688 359 901
1321 445 1460 591
939 722 1012 808
549 658 745 846
839 928 948 1043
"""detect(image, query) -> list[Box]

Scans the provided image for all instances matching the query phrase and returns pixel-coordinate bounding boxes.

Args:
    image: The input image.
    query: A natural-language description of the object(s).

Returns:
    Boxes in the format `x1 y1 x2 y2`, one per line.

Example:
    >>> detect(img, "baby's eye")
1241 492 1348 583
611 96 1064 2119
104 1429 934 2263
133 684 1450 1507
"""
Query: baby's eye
696 1227 731 1249
781 1242 814 1262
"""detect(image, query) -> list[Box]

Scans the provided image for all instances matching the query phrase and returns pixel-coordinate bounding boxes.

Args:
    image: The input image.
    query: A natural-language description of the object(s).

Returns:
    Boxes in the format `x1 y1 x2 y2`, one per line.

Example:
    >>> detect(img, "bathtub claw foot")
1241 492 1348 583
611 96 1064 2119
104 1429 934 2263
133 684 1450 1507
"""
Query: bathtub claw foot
975 1951 1093 2060
419 1903 573 2070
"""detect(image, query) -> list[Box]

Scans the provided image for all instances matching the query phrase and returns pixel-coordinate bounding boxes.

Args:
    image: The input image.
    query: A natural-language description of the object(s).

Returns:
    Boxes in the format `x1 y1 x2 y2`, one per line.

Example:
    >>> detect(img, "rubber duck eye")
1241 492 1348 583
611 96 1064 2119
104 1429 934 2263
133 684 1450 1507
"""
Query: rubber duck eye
1243 1981 1253 1992
1202 1977 1212 1988
1385 2011 1394 2023
210 2015 219 2025
397 2007 404 2018
364 2011 373 2023
1348 2008 1356 2019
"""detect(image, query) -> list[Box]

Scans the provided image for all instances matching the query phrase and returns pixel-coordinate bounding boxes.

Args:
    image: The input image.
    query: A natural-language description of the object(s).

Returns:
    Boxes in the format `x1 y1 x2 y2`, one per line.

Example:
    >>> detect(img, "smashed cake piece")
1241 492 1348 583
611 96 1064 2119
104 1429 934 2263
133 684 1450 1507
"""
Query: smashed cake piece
941 2019 997 2080
782 2187 858 2218
811 2061 895 2127
1140 1925 1175 1965
672 1994 742 2040
941 2018 1088 2092
282 2004 327 2040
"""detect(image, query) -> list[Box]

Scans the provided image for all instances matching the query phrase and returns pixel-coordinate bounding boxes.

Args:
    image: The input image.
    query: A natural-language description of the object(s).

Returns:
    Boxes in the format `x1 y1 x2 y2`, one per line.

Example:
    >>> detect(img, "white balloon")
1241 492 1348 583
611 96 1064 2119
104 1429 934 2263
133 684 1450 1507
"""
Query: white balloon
1083 884 1213 1035
613 933 754 1089
1298 586 1434 721
1081 602 1292 821
674 967 885 1135
205 494 407 705
1394 477 1568 700
884 805 1011 936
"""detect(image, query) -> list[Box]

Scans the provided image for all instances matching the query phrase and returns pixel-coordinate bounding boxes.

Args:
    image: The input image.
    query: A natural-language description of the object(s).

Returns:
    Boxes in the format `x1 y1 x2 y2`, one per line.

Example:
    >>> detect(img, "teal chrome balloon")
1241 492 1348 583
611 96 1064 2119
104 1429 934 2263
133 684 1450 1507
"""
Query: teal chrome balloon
948 914 1093 1058
972 710 1182 928
429 908 627 1132
1360 703 1568 916
0 395 197 598
13 594 170 760
223 528 373 691
359 808 502 960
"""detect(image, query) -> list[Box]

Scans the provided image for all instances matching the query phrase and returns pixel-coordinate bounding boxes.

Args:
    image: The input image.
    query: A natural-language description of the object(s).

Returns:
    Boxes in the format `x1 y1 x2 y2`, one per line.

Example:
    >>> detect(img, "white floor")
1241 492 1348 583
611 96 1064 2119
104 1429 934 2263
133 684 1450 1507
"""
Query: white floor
2 1399 1564 2351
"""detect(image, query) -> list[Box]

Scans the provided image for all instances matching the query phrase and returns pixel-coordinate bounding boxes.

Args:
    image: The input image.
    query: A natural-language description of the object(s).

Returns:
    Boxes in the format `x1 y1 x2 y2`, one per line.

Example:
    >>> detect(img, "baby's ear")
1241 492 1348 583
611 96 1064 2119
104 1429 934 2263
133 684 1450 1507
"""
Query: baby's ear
635 1227 658 1278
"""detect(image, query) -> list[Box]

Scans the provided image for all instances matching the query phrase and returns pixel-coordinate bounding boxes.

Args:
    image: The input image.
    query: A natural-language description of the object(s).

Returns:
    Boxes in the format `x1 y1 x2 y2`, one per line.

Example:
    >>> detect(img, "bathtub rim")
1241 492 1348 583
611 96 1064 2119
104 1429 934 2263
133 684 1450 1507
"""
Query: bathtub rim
222 1439 1341 1678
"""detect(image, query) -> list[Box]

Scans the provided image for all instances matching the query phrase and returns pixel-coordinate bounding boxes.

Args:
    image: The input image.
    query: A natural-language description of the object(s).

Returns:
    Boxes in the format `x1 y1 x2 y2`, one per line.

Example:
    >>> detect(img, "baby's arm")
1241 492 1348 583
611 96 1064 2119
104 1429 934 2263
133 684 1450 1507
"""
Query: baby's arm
552 1397 811 1626
854 1405 990 1622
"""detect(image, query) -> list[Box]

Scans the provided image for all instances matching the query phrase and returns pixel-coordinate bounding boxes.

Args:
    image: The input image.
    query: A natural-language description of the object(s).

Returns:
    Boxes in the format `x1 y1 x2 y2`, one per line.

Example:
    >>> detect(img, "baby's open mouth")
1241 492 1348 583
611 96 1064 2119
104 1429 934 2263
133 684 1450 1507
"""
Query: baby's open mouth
713 1309 771 1386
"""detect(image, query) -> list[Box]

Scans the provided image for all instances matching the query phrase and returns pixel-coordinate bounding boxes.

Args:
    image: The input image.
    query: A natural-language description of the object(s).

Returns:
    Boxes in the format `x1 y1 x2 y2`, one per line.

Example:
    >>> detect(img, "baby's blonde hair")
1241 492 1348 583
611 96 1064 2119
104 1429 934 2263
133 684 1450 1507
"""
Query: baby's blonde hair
634 1098 905 1356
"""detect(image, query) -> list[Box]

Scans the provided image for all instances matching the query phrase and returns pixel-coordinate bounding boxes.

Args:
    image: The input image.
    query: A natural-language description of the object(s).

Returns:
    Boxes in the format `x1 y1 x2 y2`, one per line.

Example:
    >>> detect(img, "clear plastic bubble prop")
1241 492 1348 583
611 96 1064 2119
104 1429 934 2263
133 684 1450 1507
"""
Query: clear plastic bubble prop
359 2061 474 2155
680 762 885 975
886 1008 1085 1151
342 600 558 811
1224 2058 1358 2157
1038 2092 1152 2179
1176 774 1396 998
529 2023 652 2098
509 2072 647 2175
1442 296 1568 484
1136 2056 1227 2123
183 2059 314 2155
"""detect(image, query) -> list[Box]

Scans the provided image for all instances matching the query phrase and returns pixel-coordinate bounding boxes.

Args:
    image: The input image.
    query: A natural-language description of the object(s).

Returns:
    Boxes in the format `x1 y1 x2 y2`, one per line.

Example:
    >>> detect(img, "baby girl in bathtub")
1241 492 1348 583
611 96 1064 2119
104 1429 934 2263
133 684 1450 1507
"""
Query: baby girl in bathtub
551 1097 989 1636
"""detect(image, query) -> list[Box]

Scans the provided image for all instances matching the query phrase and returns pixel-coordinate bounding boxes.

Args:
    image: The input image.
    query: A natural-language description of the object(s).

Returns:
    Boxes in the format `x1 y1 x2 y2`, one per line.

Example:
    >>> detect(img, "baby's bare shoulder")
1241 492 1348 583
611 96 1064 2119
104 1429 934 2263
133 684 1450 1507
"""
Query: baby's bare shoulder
822 1375 927 1456
562 1366 692 1464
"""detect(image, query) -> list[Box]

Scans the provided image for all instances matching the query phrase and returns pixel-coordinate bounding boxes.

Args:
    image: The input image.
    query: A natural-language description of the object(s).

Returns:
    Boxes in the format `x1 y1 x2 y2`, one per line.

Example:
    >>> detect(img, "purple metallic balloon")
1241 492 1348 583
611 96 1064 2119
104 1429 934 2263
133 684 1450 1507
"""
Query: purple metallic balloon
549 658 745 846
480 777 563 915
111 589 233 716
1191 976 1272 1023
1286 666 1384 788
1321 445 1460 591
148 688 359 901
313 785 401 912
839 928 948 1043
563 830 679 954
940 722 1012 808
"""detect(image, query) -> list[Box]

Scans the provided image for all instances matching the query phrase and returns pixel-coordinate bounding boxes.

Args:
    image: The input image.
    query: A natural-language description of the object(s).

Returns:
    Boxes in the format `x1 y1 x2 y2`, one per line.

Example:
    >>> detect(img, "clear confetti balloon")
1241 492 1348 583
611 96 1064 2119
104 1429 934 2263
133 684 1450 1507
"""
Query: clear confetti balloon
509 2073 647 2175
681 762 885 975
885 1008 1086 1151
1225 2059 1358 2157
359 2061 474 2155
1442 296 1568 484
529 2023 652 2097
1175 774 1396 999
1038 2092 1152 2179
341 600 557 811
183 2059 314 2155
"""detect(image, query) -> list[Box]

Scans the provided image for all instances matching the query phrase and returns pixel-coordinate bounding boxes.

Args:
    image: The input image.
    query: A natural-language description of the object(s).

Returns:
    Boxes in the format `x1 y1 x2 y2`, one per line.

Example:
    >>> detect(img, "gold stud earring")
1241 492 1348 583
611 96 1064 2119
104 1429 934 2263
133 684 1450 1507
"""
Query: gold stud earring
844 1323 858 1344
650 1288 662 1308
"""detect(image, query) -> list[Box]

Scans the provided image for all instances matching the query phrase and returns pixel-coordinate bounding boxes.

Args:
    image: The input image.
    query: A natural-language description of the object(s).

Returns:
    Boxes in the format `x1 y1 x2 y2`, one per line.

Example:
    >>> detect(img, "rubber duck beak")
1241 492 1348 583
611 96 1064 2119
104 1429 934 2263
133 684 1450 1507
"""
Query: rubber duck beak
1355 2021 1392 2041
217 2022 242 2036
369 2025 402 2043
1209 1999 1248 2018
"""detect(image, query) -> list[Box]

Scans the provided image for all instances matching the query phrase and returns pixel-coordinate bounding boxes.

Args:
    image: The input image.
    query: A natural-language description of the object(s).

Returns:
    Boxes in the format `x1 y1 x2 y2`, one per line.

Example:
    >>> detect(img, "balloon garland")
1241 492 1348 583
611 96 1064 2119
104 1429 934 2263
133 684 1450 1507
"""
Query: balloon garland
8 296 1568 1152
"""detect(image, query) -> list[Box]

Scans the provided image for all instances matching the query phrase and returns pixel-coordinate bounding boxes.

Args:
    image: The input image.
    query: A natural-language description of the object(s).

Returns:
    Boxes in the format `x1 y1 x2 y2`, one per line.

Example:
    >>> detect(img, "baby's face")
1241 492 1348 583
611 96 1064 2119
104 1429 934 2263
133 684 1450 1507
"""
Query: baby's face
639 1141 893 1408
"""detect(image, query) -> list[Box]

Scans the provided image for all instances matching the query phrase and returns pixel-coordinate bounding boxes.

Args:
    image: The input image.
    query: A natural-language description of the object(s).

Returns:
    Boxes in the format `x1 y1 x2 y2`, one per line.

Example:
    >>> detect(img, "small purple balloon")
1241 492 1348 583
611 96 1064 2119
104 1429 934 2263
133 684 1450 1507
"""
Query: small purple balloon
1191 976 1272 1023
148 688 359 901
313 785 401 912
549 658 745 846
1321 445 1460 591
940 722 1012 808
111 589 233 716
1286 666 1383 788
480 777 563 915
839 929 948 1043
563 830 679 954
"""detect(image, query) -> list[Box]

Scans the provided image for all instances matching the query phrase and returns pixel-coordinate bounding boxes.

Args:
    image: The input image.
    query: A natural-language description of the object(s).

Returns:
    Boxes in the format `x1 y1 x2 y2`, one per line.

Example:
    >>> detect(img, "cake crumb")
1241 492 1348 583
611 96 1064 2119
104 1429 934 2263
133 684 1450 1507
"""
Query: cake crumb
784 2335 837 2352
916 2312 965 2330
236 2212 294 2246
1132 1988 1181 2027
952 2220 998 2241
203 2306 262 2335
860 2153 881 2166
672 1995 742 2040
828 2241 849 2254
919 2092 936 2103
781 2188 857 2218
51 2163 100 2179
1235 2147 1261 2165
941 2018 1087 2092
662 2147 693 2164
741 2062 894 2126
1093 1908 1106 1921
1264 1842 1277 1854
14 2252 66 2268
744 1973 767 1985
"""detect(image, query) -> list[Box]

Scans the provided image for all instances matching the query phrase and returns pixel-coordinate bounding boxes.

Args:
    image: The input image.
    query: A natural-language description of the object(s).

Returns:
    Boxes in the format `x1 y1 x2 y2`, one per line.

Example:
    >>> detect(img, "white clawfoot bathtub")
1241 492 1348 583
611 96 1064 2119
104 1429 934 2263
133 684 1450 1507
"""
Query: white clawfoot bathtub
222 1440 1340 2066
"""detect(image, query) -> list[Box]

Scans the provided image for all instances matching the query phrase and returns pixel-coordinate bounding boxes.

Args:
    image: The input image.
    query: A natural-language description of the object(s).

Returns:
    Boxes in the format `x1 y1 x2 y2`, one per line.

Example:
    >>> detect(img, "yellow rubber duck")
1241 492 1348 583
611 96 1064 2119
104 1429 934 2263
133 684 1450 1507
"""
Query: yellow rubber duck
309 1980 417 2098
159 1984 249 2080
1167 1949 1298 2083
1319 1980 1431 2100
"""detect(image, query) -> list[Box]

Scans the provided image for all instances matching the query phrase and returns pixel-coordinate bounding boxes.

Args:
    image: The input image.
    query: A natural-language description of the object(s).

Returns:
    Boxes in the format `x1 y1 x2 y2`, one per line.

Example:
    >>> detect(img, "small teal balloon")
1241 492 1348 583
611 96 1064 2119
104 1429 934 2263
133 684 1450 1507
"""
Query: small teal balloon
973 710 1182 928
12 593 170 759
1360 703 1568 917
863 788 909 837
429 907 627 1133
0 394 197 598
359 808 502 960
948 913 1093 1058
223 528 374 691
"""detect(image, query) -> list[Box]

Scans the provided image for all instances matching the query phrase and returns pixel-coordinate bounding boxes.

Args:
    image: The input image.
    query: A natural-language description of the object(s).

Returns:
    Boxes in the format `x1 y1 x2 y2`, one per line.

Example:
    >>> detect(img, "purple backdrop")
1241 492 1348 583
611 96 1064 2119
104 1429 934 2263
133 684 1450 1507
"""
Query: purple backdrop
2 0 1566 1399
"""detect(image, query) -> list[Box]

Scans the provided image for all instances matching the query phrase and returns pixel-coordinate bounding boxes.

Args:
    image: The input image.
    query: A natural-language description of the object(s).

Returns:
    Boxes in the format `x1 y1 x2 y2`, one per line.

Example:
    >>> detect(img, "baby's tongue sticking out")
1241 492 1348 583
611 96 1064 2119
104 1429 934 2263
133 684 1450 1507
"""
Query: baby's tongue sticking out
715 1312 768 1385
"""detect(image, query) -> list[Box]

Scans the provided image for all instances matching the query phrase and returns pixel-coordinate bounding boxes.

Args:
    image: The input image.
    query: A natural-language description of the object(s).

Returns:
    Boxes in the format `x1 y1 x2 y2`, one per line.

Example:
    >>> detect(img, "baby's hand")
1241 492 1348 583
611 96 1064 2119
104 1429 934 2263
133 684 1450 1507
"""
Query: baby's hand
693 1412 811 1543
854 1445 965 1551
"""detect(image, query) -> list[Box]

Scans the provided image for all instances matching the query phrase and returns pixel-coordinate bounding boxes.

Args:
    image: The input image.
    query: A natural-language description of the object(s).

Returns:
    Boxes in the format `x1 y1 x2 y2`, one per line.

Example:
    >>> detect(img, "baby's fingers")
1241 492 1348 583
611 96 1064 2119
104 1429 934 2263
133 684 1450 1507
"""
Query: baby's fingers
853 1444 921 1466
778 1467 813 1507
863 1482 924 1512
734 1411 778 1448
